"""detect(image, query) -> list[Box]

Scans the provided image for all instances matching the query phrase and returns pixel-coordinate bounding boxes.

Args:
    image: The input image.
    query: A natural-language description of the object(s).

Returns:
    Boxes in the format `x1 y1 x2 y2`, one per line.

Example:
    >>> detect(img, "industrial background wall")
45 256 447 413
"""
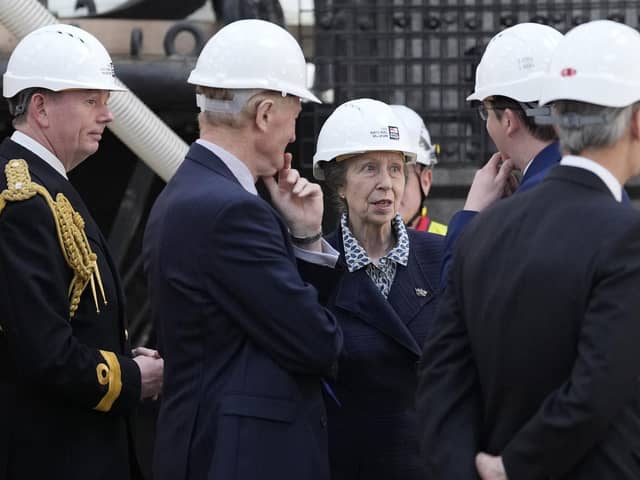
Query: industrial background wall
1 0 640 348
1 2 640 477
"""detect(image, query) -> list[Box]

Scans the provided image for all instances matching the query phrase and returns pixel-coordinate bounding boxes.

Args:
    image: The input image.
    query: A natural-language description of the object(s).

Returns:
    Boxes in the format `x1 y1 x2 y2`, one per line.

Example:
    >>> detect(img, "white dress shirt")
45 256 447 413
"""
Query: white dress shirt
11 130 67 179
560 155 622 202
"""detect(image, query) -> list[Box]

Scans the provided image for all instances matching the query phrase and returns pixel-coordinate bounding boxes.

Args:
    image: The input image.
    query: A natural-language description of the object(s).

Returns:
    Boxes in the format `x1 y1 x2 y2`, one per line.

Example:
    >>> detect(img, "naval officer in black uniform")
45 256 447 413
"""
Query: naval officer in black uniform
0 24 163 480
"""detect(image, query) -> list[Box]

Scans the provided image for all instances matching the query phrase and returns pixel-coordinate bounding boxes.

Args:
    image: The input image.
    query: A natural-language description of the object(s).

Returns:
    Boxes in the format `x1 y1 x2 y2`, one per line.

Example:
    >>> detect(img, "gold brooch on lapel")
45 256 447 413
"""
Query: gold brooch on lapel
415 288 429 297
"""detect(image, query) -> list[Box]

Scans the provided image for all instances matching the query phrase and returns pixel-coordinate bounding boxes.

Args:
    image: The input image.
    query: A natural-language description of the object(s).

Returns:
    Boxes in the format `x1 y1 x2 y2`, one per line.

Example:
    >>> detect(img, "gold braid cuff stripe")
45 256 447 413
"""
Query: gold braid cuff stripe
94 350 123 412
0 159 107 319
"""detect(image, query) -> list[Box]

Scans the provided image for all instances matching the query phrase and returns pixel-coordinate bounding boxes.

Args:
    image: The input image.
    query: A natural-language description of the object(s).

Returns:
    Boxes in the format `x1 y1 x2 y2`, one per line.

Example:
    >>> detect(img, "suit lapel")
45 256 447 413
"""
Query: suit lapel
387 247 435 327
328 231 422 356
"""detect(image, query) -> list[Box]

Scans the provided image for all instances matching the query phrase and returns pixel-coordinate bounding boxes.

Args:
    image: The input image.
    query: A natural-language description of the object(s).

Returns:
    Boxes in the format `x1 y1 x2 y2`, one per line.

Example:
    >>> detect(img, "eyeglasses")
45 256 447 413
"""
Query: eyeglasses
477 104 505 121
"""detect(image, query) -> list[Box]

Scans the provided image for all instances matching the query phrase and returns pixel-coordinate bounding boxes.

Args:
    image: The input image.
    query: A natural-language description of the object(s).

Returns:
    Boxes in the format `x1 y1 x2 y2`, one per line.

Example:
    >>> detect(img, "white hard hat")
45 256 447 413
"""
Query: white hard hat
467 23 563 103
188 19 320 103
3 24 124 98
390 105 438 166
539 20 640 108
313 98 417 180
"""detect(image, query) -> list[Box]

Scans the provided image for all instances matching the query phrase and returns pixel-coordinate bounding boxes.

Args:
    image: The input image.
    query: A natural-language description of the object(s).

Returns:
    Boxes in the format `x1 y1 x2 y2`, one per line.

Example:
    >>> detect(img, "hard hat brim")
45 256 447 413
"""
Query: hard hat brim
3 74 126 98
539 76 640 108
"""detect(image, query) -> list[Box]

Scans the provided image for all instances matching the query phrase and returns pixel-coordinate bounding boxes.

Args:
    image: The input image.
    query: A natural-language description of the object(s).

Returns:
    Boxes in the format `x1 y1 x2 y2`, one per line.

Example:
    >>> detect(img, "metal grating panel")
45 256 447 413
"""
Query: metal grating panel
292 0 640 167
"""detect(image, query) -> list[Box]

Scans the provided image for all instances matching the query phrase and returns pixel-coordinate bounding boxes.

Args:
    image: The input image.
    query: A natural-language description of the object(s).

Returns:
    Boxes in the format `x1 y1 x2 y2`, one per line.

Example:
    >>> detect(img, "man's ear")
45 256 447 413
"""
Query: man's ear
29 92 50 128
630 107 640 141
254 98 274 133
418 166 433 197
503 108 521 136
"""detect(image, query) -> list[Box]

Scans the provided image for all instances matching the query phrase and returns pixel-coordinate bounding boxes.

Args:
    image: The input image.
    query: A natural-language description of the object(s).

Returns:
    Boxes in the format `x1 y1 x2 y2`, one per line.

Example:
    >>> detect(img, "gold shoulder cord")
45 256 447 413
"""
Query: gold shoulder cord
0 159 107 319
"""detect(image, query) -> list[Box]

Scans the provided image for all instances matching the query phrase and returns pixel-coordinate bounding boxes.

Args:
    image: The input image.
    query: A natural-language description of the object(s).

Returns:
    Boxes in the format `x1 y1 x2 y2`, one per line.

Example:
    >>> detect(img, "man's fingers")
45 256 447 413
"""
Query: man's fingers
132 346 160 358
285 168 300 186
475 452 506 480
275 153 294 184
295 182 322 198
485 152 504 170
292 177 308 195
283 152 293 171
475 453 492 479
495 158 514 182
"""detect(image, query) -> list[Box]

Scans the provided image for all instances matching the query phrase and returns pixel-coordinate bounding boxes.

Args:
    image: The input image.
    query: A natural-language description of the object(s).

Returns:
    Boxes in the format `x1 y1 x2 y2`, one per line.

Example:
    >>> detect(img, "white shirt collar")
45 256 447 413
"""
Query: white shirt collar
196 139 257 195
521 156 534 177
560 155 622 202
11 130 68 179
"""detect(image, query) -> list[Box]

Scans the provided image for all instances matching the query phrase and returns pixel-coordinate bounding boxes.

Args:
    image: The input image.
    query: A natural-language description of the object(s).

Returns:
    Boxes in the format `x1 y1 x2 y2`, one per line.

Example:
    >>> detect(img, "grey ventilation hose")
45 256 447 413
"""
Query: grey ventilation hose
0 0 188 181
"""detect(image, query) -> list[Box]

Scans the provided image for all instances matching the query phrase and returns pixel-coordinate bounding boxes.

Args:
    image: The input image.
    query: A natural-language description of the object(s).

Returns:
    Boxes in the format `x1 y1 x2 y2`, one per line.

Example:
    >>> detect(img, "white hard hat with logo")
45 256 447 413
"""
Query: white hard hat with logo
390 105 438 166
3 24 124 98
467 22 563 103
313 98 417 180
539 20 640 108
188 19 320 103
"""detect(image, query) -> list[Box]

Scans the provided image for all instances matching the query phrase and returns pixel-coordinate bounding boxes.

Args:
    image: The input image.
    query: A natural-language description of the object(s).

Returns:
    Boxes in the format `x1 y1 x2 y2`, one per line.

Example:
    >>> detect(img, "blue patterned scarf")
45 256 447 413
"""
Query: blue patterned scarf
340 212 409 298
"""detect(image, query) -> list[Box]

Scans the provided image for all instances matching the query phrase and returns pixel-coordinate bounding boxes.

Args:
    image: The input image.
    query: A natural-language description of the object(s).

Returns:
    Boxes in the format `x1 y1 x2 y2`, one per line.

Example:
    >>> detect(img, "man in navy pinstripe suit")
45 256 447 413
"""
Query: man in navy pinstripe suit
144 20 342 480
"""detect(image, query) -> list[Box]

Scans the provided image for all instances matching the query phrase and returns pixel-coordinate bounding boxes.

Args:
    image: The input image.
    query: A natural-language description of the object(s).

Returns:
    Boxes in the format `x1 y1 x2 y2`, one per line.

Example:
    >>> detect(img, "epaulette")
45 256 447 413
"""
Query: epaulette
0 159 107 319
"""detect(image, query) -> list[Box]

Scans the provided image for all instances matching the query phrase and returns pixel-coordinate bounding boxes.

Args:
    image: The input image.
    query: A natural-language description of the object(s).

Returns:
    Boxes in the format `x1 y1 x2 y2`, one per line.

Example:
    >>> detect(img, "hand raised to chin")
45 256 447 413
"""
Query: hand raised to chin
262 153 324 250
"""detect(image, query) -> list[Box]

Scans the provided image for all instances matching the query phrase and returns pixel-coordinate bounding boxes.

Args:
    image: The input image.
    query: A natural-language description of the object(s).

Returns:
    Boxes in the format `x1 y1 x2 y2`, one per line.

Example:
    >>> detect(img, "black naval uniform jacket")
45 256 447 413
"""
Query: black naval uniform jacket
0 137 142 480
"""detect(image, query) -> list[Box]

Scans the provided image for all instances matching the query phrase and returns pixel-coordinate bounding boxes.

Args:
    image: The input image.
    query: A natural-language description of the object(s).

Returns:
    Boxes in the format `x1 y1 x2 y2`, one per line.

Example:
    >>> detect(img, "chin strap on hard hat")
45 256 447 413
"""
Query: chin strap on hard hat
522 103 552 119
535 111 608 128
195 89 264 114
7 88 38 118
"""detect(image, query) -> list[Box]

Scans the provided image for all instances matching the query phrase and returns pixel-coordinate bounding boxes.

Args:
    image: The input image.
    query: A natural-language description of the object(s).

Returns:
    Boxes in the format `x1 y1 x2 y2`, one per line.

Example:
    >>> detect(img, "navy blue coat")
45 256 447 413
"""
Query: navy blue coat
144 143 343 480
0 138 141 480
298 228 443 480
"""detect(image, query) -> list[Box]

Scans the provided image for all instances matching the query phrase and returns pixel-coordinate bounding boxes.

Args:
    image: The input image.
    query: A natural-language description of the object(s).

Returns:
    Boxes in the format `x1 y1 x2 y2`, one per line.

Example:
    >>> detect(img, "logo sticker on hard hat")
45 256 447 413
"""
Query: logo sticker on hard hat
388 126 400 140
561 68 577 77
370 128 389 139
518 56 535 71
100 63 116 78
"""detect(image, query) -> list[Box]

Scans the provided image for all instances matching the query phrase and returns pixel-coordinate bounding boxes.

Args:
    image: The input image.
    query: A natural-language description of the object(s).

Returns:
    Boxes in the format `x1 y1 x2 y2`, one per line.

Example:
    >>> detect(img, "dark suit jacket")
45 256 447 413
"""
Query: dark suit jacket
143 143 343 480
0 138 141 480
418 165 640 479
440 141 562 286
298 228 443 480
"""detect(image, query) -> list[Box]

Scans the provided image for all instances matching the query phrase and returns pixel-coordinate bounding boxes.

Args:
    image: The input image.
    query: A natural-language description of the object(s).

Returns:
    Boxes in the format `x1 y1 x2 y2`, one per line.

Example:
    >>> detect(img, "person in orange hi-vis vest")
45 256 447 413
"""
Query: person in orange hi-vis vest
393 105 447 236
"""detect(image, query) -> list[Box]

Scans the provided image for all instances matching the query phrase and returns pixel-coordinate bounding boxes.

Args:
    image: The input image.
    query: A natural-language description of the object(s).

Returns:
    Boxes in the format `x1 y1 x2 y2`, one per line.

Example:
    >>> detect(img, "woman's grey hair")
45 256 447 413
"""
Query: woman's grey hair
553 100 637 155
321 153 410 218
322 159 350 216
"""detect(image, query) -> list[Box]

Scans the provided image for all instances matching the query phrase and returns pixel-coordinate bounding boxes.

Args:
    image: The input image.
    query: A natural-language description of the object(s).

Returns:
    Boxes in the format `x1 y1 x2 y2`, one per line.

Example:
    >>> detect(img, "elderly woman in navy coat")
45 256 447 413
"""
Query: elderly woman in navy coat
293 99 444 480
